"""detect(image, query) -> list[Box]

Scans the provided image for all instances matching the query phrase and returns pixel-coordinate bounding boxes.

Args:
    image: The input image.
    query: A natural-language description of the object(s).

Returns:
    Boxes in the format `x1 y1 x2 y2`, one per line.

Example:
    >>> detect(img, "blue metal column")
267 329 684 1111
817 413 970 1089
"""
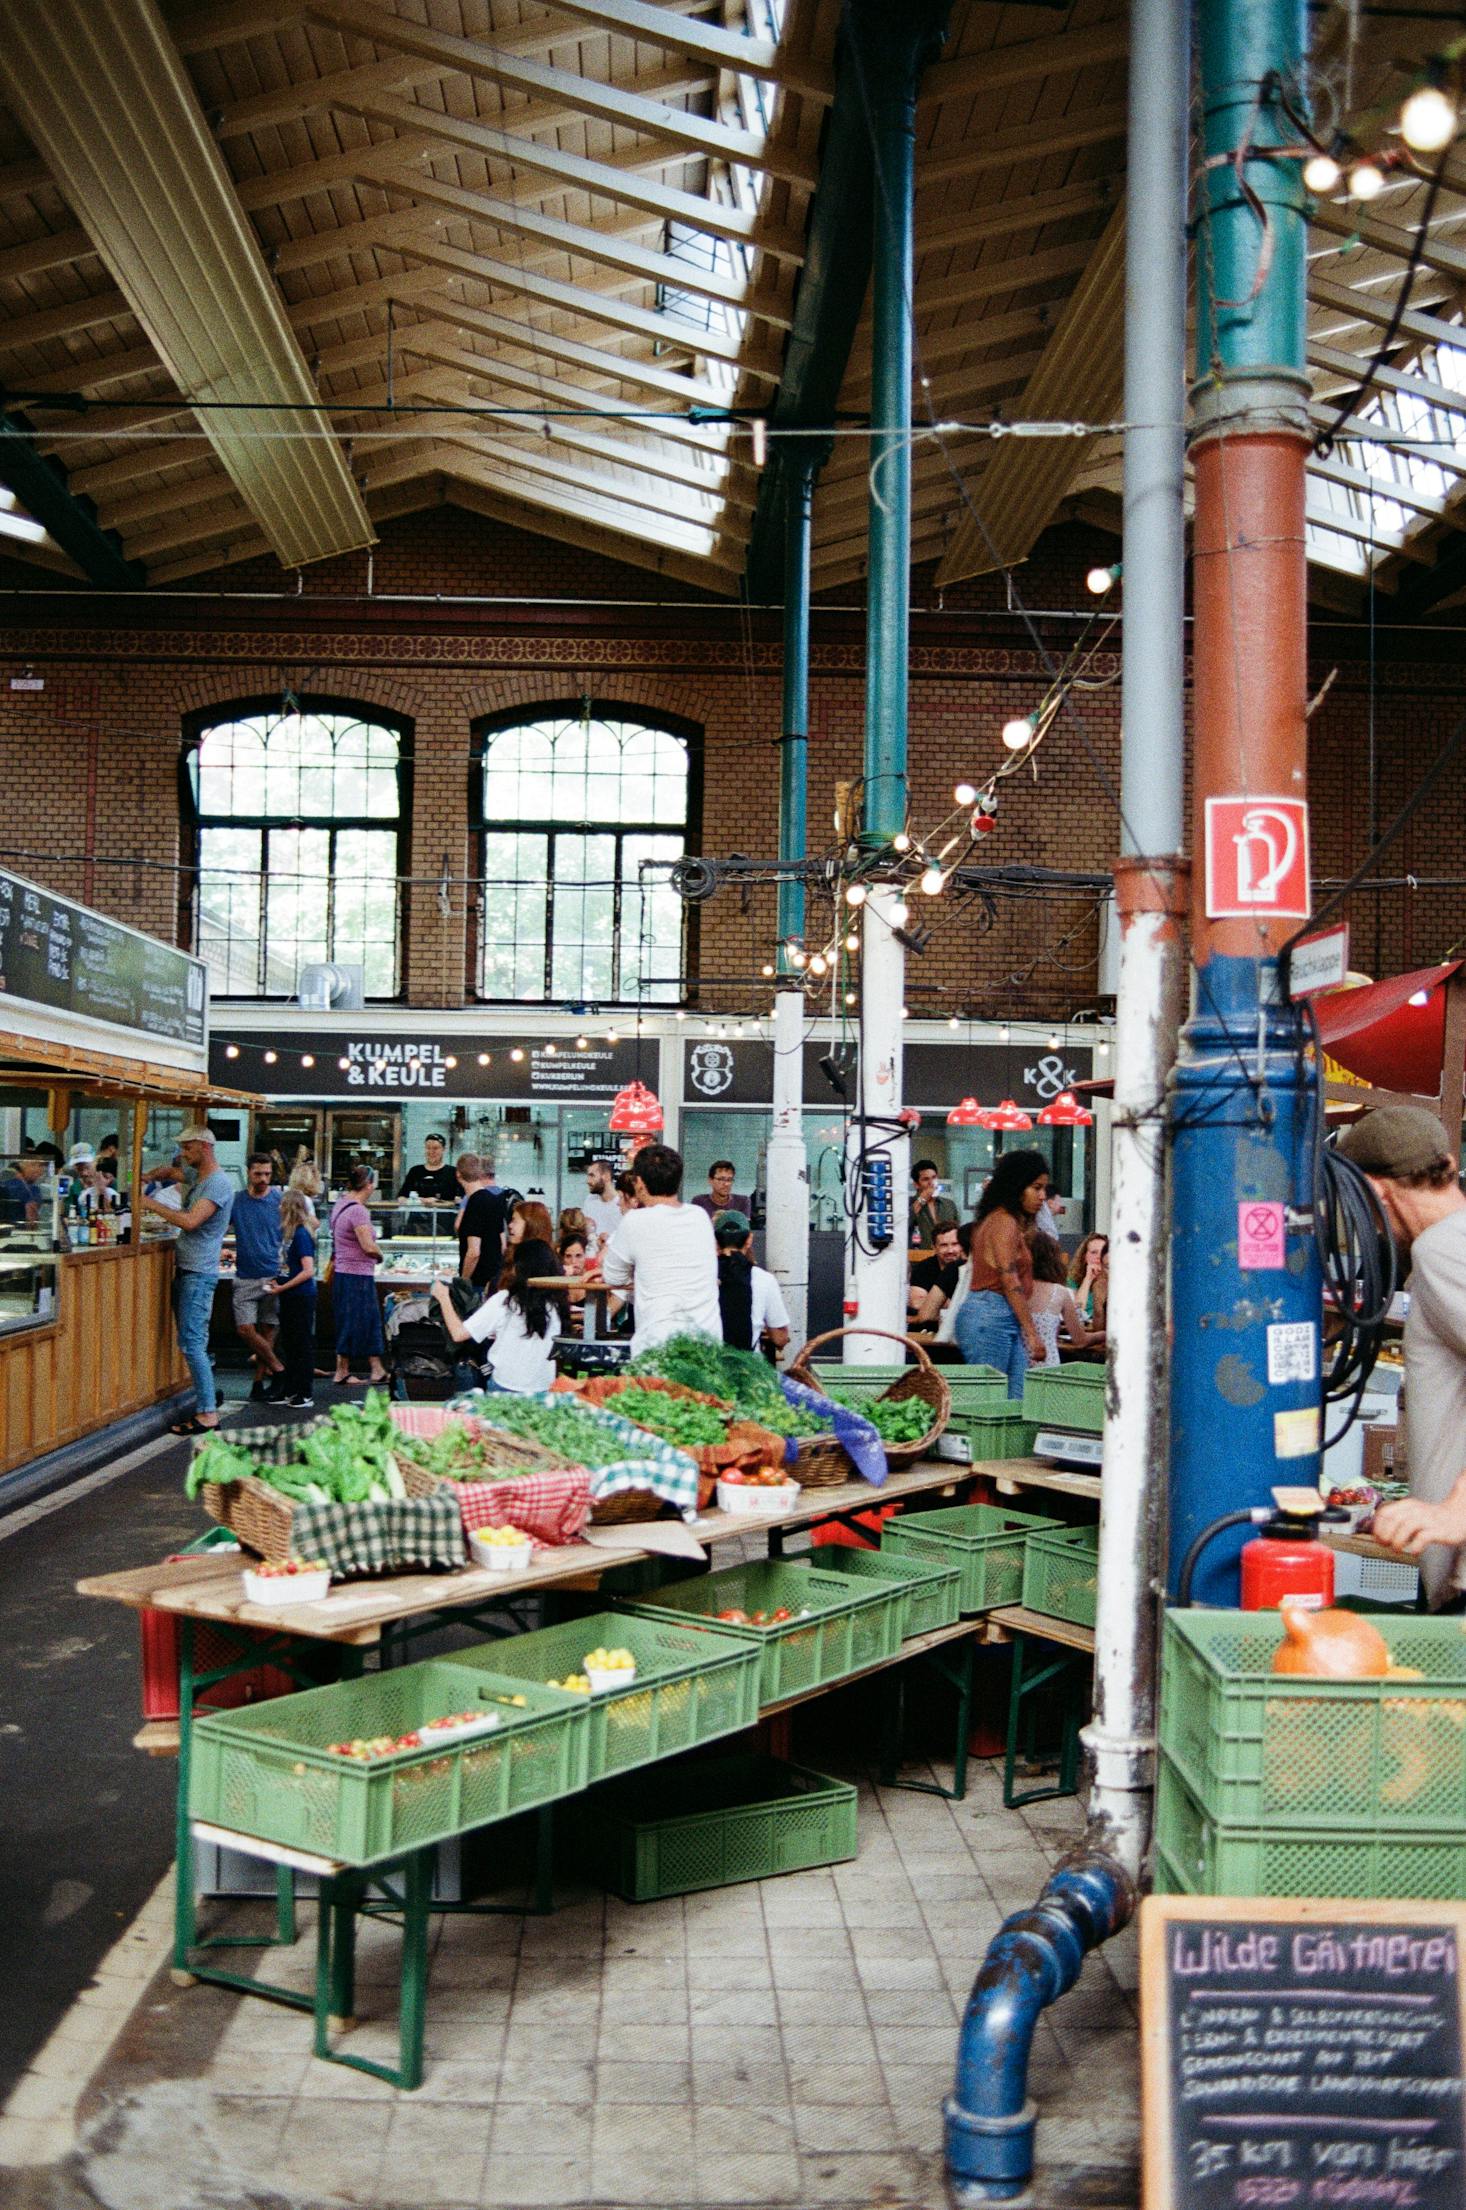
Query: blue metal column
1169 0 1322 1602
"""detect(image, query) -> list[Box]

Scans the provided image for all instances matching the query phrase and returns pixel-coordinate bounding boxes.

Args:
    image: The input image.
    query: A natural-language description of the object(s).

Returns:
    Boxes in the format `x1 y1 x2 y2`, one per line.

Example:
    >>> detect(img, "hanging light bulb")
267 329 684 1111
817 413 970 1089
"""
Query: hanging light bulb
788 943 806 970
1401 76 1457 155
510 1047 524 1062
224 1043 239 1059
890 899 909 925
761 961 775 978
1048 1032 1060 1049
947 1015 960 1030
478 1052 490 1066
844 990 856 1006
607 1029 619 1044
338 1057 350 1071
1002 713 1037 751
1085 562 1121 596
808 952 828 977
900 1005 910 1018
301 1053 315 1069
544 1042 557 1056
1303 147 1342 193
444 1055 457 1069
263 1049 277 1065
920 865 946 896
999 1023 1010 1042
845 882 868 907
1097 1036 1110 1054
953 781 977 806
893 831 912 853
845 931 859 953
576 1035 589 1050
1348 156 1386 200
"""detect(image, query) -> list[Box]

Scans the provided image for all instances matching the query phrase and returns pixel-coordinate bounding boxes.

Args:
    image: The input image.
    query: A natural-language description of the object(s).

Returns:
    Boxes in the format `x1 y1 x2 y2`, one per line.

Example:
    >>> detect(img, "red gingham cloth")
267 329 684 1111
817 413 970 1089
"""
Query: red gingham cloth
389 1404 592 1546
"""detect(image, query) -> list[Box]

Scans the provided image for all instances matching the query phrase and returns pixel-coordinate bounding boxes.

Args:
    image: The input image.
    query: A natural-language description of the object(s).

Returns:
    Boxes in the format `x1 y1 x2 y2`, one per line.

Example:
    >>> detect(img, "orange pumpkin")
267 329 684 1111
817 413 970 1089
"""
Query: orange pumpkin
1271 1600 1392 1679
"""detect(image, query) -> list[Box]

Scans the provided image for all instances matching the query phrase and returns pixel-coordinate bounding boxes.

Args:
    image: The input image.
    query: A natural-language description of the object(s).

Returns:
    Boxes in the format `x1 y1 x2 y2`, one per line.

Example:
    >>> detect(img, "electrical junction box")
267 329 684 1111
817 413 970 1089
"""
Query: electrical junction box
861 1154 893 1247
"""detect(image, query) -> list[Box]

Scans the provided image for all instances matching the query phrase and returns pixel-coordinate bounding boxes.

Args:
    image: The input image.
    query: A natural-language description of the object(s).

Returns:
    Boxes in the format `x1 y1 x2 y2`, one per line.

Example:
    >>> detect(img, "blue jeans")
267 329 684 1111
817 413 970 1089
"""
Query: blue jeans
173 1267 218 1415
955 1289 1029 1398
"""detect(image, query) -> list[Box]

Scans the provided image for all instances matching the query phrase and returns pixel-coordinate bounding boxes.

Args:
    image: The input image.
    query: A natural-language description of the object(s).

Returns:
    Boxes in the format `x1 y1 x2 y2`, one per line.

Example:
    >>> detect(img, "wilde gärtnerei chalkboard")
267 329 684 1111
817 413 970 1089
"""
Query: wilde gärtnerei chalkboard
1167 1915 1463 2209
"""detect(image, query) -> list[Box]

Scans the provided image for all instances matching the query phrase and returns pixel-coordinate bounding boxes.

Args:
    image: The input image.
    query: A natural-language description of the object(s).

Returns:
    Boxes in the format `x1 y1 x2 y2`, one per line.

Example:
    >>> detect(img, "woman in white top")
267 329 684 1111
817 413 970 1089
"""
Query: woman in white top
432 1237 563 1393
1028 1234 1094 1365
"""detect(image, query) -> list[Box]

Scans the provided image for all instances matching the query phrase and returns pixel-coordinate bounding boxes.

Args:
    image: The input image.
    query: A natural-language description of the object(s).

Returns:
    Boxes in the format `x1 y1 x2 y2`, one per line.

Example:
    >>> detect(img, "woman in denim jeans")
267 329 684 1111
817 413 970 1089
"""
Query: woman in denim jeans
954 1149 1050 1396
137 1124 235 1434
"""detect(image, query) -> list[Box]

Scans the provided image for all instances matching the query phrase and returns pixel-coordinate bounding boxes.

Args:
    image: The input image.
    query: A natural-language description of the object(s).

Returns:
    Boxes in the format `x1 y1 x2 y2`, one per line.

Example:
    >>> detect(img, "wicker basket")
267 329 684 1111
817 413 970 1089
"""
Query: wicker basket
200 1461 444 1561
788 1328 951 1471
589 1487 670 1526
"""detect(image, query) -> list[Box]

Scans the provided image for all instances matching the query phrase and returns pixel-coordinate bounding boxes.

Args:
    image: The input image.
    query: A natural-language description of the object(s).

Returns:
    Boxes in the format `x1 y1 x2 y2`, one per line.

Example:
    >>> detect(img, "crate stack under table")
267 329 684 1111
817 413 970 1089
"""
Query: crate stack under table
1156 1609 1466 1897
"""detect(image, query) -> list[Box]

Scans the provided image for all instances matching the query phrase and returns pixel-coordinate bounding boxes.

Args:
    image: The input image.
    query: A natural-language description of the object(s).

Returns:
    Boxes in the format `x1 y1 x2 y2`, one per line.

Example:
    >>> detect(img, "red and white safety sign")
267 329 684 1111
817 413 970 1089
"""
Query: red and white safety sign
1204 796 1311 921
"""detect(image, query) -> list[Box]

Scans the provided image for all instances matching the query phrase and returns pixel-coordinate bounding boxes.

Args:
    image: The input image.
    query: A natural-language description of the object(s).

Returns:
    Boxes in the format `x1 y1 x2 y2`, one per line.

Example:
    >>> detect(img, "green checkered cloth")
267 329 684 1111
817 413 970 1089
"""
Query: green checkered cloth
448 1391 702 1522
196 1420 464 1577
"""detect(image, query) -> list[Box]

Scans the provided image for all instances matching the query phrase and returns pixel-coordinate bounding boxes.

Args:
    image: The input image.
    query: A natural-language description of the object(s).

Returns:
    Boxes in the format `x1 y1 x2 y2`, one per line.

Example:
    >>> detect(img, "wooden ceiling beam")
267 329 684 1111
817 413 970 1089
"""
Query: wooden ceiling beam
919 178 1116 257
308 1 813 186
0 222 97 282
432 426 726 526
17 343 169 396
1309 338 1466 421
1308 271 1466 358
442 446 740 566
164 0 303 53
917 106 1126 191
919 21 1129 108
1309 453 1466 526
443 471 735 593
330 88 804 259
1310 200 1466 287
1305 498 1431 560
400 287 739 407
842 302 1062 393
0 285 134 353
533 0 834 102
391 326 730 455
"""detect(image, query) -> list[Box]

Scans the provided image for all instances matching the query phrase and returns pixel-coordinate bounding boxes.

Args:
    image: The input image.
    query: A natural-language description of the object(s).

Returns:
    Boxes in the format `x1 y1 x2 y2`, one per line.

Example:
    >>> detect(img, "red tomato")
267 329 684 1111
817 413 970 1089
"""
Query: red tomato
716 1608 749 1624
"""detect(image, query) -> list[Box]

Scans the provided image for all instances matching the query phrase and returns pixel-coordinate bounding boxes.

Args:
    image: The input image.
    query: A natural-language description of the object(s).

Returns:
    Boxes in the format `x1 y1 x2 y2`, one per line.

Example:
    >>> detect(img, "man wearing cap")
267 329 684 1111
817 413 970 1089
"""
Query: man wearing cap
1336 1104 1466 1608
138 1125 235 1434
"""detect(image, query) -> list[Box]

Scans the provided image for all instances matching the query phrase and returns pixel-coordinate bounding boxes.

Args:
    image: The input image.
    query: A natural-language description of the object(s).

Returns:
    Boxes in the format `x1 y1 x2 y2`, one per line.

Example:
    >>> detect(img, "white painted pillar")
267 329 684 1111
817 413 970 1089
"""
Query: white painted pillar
763 989 809 1345
846 884 907 1359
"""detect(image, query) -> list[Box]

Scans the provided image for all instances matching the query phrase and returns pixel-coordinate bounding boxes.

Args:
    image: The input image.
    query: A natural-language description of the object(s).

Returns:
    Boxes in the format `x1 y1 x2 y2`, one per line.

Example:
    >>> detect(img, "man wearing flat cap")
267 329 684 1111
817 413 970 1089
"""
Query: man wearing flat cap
1336 1105 1466 1608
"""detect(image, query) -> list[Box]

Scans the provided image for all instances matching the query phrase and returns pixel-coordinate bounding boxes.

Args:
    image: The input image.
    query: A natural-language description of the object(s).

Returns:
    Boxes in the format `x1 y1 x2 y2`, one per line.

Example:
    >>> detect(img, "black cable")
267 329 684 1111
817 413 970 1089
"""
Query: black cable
1304 1004 1397 1447
1313 136 1452 458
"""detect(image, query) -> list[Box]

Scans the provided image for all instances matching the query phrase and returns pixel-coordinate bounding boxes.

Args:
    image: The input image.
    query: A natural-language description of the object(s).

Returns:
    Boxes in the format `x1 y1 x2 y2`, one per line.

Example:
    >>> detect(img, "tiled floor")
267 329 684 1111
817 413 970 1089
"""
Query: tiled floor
21 1758 1139 2210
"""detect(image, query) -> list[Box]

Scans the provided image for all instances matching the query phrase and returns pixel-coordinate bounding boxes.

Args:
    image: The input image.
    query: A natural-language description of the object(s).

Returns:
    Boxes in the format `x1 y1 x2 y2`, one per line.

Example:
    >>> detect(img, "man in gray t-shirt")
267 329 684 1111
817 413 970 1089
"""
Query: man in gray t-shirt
1337 1106 1466 1607
138 1124 235 1432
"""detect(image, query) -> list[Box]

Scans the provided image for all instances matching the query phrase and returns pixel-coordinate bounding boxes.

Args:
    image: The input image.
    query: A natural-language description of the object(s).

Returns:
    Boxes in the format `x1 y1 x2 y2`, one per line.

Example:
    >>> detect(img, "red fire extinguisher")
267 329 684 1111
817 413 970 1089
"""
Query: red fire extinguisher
1178 1494 1349 1609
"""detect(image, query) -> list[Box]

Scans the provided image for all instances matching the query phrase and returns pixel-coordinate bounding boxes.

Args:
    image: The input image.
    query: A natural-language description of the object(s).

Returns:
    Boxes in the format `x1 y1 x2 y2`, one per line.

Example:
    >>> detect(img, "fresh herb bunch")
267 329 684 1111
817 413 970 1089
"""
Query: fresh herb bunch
393 1426 523 1483
469 1394 672 1468
609 1385 730 1449
186 1391 409 1506
629 1333 791 1421
827 1391 930 1443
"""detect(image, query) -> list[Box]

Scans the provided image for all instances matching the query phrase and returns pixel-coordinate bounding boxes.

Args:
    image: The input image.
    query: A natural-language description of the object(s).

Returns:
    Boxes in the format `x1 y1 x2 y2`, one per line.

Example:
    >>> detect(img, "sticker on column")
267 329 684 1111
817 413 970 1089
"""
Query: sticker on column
1238 1200 1286 1268
1273 1406 1320 1459
1267 1321 1318 1385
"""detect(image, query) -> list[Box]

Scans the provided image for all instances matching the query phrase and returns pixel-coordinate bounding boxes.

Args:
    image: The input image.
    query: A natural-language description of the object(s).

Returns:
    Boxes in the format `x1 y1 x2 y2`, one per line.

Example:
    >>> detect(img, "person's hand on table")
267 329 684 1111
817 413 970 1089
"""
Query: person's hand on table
1373 1484 1466 1556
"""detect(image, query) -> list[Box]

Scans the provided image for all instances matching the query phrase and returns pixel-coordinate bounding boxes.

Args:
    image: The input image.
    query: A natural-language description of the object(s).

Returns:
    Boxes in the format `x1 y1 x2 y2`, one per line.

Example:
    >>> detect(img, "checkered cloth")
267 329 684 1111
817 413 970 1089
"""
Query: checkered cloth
448 1389 702 1523
454 1468 593 1544
282 1491 464 1577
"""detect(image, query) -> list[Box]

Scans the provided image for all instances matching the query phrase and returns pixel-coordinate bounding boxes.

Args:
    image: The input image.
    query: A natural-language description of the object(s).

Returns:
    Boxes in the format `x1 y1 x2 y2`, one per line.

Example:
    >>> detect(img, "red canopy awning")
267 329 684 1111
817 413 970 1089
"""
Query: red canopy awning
1313 961 1462 1096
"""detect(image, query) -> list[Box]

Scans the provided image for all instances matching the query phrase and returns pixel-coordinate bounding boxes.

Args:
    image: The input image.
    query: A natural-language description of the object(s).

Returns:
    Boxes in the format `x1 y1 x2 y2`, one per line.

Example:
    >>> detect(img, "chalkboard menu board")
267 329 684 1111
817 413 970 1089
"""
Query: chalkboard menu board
0 869 206 1049
1142 1897 1466 2210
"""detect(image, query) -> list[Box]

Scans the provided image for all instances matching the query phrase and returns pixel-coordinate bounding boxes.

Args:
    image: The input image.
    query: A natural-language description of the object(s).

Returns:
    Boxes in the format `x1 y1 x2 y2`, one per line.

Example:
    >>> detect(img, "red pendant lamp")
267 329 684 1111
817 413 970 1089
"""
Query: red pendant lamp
608 1078 663 1134
1037 1089 1093 1127
946 1096 986 1126
980 1098 1034 1131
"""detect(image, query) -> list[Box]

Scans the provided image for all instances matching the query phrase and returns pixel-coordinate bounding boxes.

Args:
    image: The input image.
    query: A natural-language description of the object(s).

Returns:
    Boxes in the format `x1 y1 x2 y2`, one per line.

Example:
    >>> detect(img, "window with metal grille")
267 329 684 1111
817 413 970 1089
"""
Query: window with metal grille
183 701 407 998
475 704 696 1005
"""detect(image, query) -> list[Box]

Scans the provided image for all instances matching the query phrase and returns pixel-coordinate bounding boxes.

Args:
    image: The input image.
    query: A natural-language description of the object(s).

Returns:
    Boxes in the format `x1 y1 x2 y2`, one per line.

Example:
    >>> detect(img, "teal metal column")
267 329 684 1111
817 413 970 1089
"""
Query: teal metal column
776 447 816 961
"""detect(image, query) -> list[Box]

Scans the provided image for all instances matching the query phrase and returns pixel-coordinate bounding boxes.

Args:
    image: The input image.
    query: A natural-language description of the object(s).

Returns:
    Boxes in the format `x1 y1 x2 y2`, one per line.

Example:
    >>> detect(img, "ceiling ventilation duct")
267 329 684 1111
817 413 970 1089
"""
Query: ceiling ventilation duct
0 0 375 570
298 964 365 1012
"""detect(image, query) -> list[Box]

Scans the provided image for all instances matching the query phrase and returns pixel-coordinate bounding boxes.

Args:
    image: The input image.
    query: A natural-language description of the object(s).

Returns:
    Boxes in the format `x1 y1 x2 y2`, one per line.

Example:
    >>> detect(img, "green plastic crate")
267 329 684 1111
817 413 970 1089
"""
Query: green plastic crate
1155 1754 1466 1899
1022 1524 1100 1629
598 1753 858 1901
811 1362 1006 1420
810 1362 908 1399
1160 1609 1466 1832
189 1658 590 1865
883 1501 1059 1613
808 1542 962 1638
623 1559 905 1705
946 1399 1037 1461
458 1613 760 1782
1022 1364 1106 1434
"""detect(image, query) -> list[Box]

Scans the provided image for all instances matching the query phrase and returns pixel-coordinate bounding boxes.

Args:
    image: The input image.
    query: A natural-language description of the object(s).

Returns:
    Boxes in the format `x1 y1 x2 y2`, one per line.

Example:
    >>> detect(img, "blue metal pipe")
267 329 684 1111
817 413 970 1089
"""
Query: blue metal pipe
945 1854 1136 2202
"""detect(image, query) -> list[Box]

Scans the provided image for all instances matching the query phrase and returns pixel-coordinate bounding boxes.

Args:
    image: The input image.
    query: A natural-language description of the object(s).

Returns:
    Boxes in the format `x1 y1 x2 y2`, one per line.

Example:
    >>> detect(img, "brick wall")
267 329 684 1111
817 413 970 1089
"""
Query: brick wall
0 502 1461 1014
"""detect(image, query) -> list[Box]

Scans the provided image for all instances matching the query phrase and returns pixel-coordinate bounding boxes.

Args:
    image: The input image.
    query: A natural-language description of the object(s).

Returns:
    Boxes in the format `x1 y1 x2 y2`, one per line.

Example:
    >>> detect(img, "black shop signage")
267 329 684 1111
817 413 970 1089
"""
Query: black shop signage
684 1038 1092 1109
0 867 207 1048
1140 1897 1466 2210
212 1032 646 1101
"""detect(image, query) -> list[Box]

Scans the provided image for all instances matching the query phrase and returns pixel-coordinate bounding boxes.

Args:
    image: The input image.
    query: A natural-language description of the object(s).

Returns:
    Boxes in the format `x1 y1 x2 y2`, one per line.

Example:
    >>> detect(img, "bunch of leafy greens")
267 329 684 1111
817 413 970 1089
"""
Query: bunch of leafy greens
186 1391 409 1506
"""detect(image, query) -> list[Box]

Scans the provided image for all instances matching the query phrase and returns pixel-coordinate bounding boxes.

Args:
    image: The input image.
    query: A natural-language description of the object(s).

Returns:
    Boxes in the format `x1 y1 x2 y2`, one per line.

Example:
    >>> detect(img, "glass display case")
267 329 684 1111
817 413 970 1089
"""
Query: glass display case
0 1170 62 1336
365 1199 459 1283
0 1252 58 1336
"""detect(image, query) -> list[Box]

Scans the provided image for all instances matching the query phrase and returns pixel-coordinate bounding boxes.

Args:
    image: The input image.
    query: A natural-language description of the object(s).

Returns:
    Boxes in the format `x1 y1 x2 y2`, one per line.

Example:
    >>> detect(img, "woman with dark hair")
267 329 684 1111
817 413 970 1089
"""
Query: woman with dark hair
954 1148 1051 1391
500 1199 556 1281
433 1236 563 1393
1029 1233 1094 1365
329 1163 388 1387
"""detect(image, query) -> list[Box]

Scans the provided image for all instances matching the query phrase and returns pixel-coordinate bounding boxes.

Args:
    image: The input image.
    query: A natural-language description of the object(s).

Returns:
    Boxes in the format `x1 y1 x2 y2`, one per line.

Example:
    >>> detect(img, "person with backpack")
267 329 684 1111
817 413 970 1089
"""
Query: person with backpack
431 1237 564 1394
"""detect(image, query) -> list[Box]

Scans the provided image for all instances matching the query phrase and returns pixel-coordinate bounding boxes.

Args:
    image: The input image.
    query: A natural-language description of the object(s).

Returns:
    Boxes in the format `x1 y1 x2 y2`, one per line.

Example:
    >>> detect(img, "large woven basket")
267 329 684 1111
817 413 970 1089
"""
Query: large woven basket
200 1463 445 1561
788 1327 951 1470
589 1486 670 1526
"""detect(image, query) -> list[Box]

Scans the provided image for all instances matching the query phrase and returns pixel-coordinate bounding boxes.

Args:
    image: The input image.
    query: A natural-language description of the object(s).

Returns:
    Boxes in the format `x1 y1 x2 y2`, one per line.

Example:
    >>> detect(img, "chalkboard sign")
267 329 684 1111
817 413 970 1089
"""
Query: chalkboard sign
1141 1896 1466 2210
0 868 206 1049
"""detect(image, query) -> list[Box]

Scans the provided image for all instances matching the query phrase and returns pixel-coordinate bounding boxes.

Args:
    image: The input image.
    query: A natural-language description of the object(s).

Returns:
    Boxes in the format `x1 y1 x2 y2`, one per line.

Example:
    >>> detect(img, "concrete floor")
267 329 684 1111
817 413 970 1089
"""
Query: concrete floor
0 1397 1140 2210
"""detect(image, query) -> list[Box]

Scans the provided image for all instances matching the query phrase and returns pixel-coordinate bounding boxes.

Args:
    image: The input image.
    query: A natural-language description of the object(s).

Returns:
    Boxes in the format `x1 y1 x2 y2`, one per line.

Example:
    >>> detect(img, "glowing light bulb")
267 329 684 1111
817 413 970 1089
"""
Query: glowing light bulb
809 953 828 977
890 899 909 926
845 882 868 907
1086 563 1119 596
900 1005 910 1019
948 1015 960 1030
444 1055 457 1069
607 1030 619 1043
1002 715 1035 751
790 947 807 970
1303 150 1341 193
1349 157 1386 201
477 1052 490 1066
920 866 946 896
893 831 912 853
301 1054 315 1069
1048 1033 1060 1049
1098 1037 1110 1054
576 1035 589 1049
845 932 859 952
761 962 775 977
224 1043 239 1059
999 1024 1010 1042
338 1057 350 1071
544 1042 556 1056
511 1047 524 1062
953 782 977 806
1401 83 1457 154
845 990 856 1006
263 1049 277 1065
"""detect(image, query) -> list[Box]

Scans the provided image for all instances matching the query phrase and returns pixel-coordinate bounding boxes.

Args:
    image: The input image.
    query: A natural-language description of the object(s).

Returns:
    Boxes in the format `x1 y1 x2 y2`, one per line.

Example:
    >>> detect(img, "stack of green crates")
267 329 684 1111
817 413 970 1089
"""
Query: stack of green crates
883 1501 1060 1614
598 1753 858 1901
1022 1364 1106 1434
808 1541 962 1638
623 1558 906 1704
1022 1524 1100 1629
953 1399 1038 1461
189 1658 590 1865
1156 1610 1466 1897
459 1612 761 1782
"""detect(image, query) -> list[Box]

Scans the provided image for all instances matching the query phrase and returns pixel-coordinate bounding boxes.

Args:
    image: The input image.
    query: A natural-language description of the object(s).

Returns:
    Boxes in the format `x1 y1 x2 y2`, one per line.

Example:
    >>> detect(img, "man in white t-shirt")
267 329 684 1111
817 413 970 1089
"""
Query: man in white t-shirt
600 1143 721 1356
583 1159 623 1251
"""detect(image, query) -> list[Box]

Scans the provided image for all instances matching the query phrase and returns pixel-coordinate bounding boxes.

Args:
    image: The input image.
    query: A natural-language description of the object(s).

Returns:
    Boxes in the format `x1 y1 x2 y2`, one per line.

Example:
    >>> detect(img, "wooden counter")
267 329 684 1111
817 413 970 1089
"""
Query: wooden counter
0 1239 185 1475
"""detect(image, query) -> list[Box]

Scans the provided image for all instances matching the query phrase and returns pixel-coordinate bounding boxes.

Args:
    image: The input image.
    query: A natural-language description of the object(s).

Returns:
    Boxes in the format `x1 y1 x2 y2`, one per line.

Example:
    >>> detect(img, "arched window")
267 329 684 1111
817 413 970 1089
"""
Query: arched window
476 705 694 1003
184 702 407 997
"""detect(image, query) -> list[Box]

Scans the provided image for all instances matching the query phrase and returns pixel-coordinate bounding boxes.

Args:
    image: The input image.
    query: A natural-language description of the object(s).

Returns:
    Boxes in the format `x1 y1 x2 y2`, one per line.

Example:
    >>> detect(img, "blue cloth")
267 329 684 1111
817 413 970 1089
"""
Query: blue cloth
778 1374 887 1488
278 1222 315 1285
333 1269 384 1361
176 1167 234 1276
232 1187 282 1276
956 1289 1029 1397
172 1267 218 1414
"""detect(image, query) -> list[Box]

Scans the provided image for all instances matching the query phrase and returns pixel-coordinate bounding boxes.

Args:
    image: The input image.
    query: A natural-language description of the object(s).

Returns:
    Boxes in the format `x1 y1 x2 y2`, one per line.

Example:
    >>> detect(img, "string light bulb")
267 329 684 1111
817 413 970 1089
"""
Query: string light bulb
1400 76 1457 155
263 1049 277 1065
301 1054 315 1069
477 1052 490 1066
844 990 856 1006
947 1015 960 1030
953 781 977 806
920 866 946 896
845 882 868 907
890 899 909 926
1348 156 1386 200
893 831 911 853
1303 148 1342 193
444 1055 457 1069
1002 713 1036 751
845 931 859 952
576 1035 589 1050
224 1043 239 1059
1085 562 1121 596
808 952 828 977
338 1057 350 1071
761 962 774 977
510 1047 524 1062
787 942 806 970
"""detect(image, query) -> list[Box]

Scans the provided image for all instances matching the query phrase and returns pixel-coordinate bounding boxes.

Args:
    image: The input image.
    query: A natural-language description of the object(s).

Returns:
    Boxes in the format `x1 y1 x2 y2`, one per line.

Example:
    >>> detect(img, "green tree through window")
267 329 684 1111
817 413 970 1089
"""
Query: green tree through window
478 707 691 1004
186 704 405 997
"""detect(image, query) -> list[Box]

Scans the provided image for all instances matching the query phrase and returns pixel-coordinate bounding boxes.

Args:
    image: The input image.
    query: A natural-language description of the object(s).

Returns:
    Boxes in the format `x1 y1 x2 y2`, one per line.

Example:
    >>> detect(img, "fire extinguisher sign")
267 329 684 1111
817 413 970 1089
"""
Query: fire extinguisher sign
1203 796 1311 921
